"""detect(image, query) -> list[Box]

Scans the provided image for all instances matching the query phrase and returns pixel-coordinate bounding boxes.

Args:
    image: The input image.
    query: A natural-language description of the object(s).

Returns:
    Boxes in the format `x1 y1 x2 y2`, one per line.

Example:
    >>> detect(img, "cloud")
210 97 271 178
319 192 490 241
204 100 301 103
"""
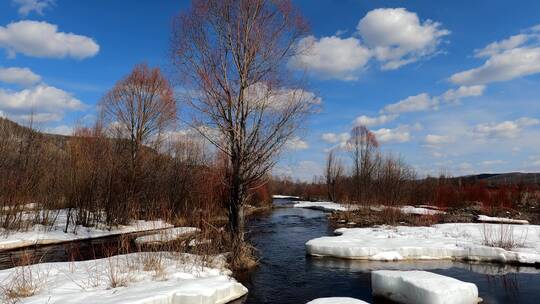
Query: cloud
441 85 485 102
472 117 540 138
450 25 540 85
357 8 449 70
286 136 309 150
245 82 322 110
481 160 506 166
288 8 448 79
355 114 397 126
274 160 322 181
0 84 85 122
46 124 73 136
424 134 454 147
0 21 99 59
12 0 54 16
0 67 41 86
321 132 350 144
474 34 529 58
372 126 411 143
383 86 485 115
289 35 371 80
383 93 437 114
451 47 540 85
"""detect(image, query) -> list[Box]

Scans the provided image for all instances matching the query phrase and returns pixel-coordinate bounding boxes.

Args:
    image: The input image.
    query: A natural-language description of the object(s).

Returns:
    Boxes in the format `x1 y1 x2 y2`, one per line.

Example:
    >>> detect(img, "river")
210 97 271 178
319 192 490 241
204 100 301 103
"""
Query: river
238 198 540 303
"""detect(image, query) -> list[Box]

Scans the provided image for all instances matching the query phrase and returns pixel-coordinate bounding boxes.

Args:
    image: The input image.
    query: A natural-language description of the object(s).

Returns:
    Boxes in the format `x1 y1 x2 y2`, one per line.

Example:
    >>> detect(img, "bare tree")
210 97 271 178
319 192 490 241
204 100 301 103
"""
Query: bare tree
171 0 315 260
325 149 343 202
348 125 379 204
101 64 176 175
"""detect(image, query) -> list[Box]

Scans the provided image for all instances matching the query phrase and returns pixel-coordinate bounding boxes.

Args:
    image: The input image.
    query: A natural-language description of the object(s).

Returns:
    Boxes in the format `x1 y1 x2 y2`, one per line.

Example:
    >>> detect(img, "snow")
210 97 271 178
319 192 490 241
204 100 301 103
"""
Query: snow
0 252 247 304
293 201 443 215
399 205 445 215
476 215 529 225
134 227 200 245
0 209 173 250
272 195 300 199
306 223 540 264
306 297 369 304
372 270 479 304
293 201 358 212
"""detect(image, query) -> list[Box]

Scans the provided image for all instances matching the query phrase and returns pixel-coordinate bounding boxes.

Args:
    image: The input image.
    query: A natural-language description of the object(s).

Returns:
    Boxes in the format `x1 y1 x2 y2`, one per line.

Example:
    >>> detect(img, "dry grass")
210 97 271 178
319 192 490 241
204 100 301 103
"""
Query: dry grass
1 252 46 303
482 223 528 250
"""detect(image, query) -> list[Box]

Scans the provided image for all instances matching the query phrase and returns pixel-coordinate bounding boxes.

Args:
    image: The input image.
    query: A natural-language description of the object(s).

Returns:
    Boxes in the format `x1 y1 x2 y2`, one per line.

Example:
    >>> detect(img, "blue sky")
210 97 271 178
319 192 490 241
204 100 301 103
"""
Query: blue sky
1 0 540 180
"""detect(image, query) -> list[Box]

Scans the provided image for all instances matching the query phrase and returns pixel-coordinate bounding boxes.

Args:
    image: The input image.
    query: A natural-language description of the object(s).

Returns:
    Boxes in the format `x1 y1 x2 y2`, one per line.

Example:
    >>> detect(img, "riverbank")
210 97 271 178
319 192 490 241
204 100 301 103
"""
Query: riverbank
0 252 247 304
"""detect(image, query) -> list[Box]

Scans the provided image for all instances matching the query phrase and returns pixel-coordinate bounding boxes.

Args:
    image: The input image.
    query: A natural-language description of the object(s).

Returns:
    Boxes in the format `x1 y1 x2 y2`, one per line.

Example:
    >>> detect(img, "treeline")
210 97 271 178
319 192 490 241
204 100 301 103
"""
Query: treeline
270 126 540 212
0 68 271 234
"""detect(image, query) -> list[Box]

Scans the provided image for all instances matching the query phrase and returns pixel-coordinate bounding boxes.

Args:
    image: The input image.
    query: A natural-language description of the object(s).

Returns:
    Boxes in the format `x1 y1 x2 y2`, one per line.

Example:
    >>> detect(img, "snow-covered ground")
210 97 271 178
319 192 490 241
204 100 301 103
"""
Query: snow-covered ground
476 215 529 225
134 227 200 245
293 201 359 212
372 270 479 304
306 223 540 264
0 252 247 304
306 298 369 304
272 195 300 199
0 209 173 250
292 201 444 215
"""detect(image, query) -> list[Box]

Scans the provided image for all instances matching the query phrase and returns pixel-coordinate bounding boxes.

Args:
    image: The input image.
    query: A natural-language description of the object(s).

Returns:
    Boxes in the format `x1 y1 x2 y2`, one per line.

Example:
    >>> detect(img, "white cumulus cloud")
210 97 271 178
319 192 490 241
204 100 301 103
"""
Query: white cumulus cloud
289 35 371 80
357 8 449 70
372 126 411 143
0 84 85 122
450 25 540 85
0 20 99 59
0 67 41 86
472 117 540 138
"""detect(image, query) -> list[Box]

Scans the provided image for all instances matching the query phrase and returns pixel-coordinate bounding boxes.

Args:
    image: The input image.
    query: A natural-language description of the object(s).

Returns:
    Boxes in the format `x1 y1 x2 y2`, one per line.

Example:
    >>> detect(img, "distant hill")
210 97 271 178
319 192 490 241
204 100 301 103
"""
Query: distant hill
0 117 70 151
450 172 540 185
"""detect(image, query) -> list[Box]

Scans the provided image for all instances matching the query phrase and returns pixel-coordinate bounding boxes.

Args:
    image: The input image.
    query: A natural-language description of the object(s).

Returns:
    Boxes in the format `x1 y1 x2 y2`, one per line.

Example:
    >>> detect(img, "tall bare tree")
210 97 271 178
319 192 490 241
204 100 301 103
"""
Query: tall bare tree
101 64 176 175
171 0 315 256
325 149 343 202
348 125 379 204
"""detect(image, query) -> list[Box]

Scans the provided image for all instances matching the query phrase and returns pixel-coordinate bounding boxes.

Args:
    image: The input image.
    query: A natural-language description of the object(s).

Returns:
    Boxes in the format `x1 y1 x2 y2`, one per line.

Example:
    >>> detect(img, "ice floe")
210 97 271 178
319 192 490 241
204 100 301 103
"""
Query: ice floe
306 297 369 304
293 201 358 212
306 223 540 264
476 214 529 225
372 270 479 304
272 195 300 199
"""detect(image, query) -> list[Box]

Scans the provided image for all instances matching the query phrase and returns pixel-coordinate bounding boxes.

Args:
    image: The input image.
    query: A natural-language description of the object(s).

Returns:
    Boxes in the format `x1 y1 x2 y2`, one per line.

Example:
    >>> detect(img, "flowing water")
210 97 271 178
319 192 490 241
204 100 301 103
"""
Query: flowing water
238 199 540 303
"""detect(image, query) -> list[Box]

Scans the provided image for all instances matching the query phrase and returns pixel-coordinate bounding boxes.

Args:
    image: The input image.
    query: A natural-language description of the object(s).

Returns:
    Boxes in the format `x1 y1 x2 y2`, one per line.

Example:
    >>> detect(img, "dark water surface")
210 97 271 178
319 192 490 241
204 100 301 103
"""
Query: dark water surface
238 199 540 304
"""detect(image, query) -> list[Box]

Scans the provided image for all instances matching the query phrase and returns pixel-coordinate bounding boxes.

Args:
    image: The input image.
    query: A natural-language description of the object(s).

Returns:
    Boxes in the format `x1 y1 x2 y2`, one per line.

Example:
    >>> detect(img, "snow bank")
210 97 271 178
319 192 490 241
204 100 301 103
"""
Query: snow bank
372 270 479 304
293 201 358 212
306 297 369 304
0 209 173 250
399 205 445 215
134 227 200 245
306 223 540 264
476 215 529 225
0 252 247 304
273 195 300 199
